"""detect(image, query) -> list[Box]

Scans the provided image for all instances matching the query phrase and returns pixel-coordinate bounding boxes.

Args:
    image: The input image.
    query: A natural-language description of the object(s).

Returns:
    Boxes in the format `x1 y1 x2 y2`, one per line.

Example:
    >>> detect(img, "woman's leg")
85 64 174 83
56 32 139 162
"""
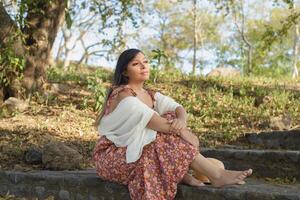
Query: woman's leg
190 153 252 187
181 158 224 186
194 158 224 183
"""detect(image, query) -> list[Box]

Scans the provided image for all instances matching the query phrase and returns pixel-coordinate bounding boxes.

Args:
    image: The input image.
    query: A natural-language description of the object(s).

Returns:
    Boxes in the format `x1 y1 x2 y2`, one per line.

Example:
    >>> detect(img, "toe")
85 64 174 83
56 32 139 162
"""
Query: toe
238 171 249 180
237 180 246 185
247 169 253 176
243 169 252 177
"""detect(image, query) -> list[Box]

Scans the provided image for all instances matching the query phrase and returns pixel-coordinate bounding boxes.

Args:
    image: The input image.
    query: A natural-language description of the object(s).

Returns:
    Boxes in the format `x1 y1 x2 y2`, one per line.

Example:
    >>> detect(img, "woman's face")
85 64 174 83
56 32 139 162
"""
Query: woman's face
124 52 150 82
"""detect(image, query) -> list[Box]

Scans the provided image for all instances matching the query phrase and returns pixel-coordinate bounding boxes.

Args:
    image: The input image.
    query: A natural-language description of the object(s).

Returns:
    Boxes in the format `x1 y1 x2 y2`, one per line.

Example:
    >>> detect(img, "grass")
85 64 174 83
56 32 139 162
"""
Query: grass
0 65 300 170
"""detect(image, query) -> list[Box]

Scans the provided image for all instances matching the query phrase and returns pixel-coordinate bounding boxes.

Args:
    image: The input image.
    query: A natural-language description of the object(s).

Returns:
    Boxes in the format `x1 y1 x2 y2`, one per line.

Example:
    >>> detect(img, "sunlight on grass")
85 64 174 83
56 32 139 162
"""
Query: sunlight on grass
1 66 299 170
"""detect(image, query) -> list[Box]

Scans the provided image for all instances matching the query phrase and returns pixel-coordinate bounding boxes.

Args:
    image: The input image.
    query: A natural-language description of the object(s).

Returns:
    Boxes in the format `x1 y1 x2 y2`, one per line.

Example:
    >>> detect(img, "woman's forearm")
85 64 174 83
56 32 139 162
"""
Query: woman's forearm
146 106 188 134
146 113 171 133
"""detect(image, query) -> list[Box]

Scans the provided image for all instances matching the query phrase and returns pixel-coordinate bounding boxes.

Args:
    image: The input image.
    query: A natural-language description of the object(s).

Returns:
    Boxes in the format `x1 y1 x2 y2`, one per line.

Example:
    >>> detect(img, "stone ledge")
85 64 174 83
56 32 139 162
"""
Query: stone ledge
244 130 300 150
0 170 300 200
202 148 300 180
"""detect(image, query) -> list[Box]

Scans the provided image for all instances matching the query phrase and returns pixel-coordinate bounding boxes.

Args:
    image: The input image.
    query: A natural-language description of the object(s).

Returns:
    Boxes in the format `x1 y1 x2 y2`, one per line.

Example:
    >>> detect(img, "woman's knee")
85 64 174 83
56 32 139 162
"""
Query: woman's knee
207 157 225 169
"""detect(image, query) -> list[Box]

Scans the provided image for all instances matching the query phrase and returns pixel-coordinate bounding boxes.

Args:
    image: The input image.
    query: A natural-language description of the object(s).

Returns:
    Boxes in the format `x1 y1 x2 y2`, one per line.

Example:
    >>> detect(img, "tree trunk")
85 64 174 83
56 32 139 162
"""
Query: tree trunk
0 3 26 101
22 0 67 97
159 18 169 71
233 0 253 76
292 3 299 79
246 43 253 75
0 1 66 102
0 3 25 56
55 34 65 64
192 0 197 75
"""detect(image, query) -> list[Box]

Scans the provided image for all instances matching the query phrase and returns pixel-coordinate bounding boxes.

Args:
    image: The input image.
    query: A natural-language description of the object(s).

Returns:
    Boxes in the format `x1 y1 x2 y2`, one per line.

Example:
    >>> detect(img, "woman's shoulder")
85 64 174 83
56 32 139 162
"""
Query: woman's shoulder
109 85 137 99
104 85 137 116
145 88 171 101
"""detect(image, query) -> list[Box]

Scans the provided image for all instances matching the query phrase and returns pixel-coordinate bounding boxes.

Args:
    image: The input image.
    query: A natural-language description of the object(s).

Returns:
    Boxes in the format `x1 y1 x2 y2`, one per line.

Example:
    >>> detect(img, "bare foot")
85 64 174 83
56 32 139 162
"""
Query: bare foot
181 174 205 187
210 169 252 187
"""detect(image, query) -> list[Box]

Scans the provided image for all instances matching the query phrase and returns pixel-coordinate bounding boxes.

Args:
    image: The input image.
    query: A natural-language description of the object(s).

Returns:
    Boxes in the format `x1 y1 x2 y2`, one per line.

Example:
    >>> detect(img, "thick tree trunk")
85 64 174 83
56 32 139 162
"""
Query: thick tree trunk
0 1 66 102
0 3 25 56
22 0 66 97
0 3 25 102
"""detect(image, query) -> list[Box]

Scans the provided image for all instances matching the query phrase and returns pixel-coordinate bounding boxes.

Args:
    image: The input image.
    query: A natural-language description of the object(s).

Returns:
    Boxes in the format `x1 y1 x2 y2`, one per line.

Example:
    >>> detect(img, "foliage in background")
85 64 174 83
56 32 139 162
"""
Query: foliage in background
47 66 111 111
149 49 167 83
84 70 107 111
45 66 300 145
1 64 299 172
0 33 25 88
209 0 300 77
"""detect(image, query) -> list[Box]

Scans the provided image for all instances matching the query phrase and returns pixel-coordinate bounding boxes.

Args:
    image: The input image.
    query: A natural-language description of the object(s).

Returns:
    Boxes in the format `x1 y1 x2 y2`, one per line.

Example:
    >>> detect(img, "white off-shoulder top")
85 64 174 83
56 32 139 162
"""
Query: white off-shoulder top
98 91 182 163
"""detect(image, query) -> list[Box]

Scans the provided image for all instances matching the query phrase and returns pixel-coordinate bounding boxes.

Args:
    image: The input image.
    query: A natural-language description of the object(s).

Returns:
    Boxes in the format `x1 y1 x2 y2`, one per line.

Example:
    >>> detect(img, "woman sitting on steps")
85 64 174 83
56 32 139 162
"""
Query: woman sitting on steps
92 48 252 200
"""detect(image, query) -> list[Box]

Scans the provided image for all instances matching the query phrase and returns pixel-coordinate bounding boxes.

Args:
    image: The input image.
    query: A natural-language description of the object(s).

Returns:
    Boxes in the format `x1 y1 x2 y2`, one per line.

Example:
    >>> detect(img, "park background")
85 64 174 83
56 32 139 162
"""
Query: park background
1 0 300 199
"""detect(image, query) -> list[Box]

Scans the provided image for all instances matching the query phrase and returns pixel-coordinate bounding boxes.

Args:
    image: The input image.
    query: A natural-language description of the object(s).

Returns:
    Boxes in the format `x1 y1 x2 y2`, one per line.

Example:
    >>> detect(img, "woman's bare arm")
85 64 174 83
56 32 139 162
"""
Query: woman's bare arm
115 90 172 134
146 113 172 133
147 104 187 134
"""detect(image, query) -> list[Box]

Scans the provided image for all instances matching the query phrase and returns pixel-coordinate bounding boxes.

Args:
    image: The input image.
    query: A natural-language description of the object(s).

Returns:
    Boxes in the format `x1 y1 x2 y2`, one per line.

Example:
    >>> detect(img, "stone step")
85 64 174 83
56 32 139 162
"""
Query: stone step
201 148 300 181
0 170 299 200
242 129 300 150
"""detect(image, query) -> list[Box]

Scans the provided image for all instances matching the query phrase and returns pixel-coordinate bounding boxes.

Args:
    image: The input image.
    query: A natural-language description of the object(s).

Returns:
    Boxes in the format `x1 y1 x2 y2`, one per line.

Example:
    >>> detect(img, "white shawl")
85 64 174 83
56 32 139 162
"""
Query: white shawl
98 92 182 163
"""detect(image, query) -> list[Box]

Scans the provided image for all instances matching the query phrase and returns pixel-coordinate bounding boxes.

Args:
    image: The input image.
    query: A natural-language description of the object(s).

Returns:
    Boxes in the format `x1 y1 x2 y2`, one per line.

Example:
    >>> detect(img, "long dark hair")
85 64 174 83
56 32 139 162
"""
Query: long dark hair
94 48 143 128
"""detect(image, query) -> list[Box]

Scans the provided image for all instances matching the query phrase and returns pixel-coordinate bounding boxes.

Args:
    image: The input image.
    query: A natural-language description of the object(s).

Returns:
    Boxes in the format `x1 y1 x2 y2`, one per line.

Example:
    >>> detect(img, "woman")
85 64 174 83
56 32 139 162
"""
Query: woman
92 48 252 200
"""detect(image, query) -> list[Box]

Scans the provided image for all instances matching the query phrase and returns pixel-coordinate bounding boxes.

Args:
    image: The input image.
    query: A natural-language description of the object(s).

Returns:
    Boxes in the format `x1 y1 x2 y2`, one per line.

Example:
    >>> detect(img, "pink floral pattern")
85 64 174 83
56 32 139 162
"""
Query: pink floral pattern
92 87 197 200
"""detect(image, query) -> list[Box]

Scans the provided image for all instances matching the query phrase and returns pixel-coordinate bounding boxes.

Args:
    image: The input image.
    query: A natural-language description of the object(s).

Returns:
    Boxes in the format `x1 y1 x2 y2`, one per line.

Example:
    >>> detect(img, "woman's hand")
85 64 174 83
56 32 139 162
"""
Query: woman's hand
168 118 187 135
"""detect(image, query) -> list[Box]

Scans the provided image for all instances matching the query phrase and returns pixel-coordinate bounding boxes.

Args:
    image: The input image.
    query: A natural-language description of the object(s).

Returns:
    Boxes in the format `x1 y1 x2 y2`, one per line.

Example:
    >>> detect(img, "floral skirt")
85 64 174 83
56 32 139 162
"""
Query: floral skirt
92 111 198 200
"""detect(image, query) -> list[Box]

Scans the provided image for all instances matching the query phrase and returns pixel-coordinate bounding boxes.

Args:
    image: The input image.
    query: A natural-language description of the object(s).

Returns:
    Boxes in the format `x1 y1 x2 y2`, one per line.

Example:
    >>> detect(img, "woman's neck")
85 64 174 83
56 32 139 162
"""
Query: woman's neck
127 82 145 92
